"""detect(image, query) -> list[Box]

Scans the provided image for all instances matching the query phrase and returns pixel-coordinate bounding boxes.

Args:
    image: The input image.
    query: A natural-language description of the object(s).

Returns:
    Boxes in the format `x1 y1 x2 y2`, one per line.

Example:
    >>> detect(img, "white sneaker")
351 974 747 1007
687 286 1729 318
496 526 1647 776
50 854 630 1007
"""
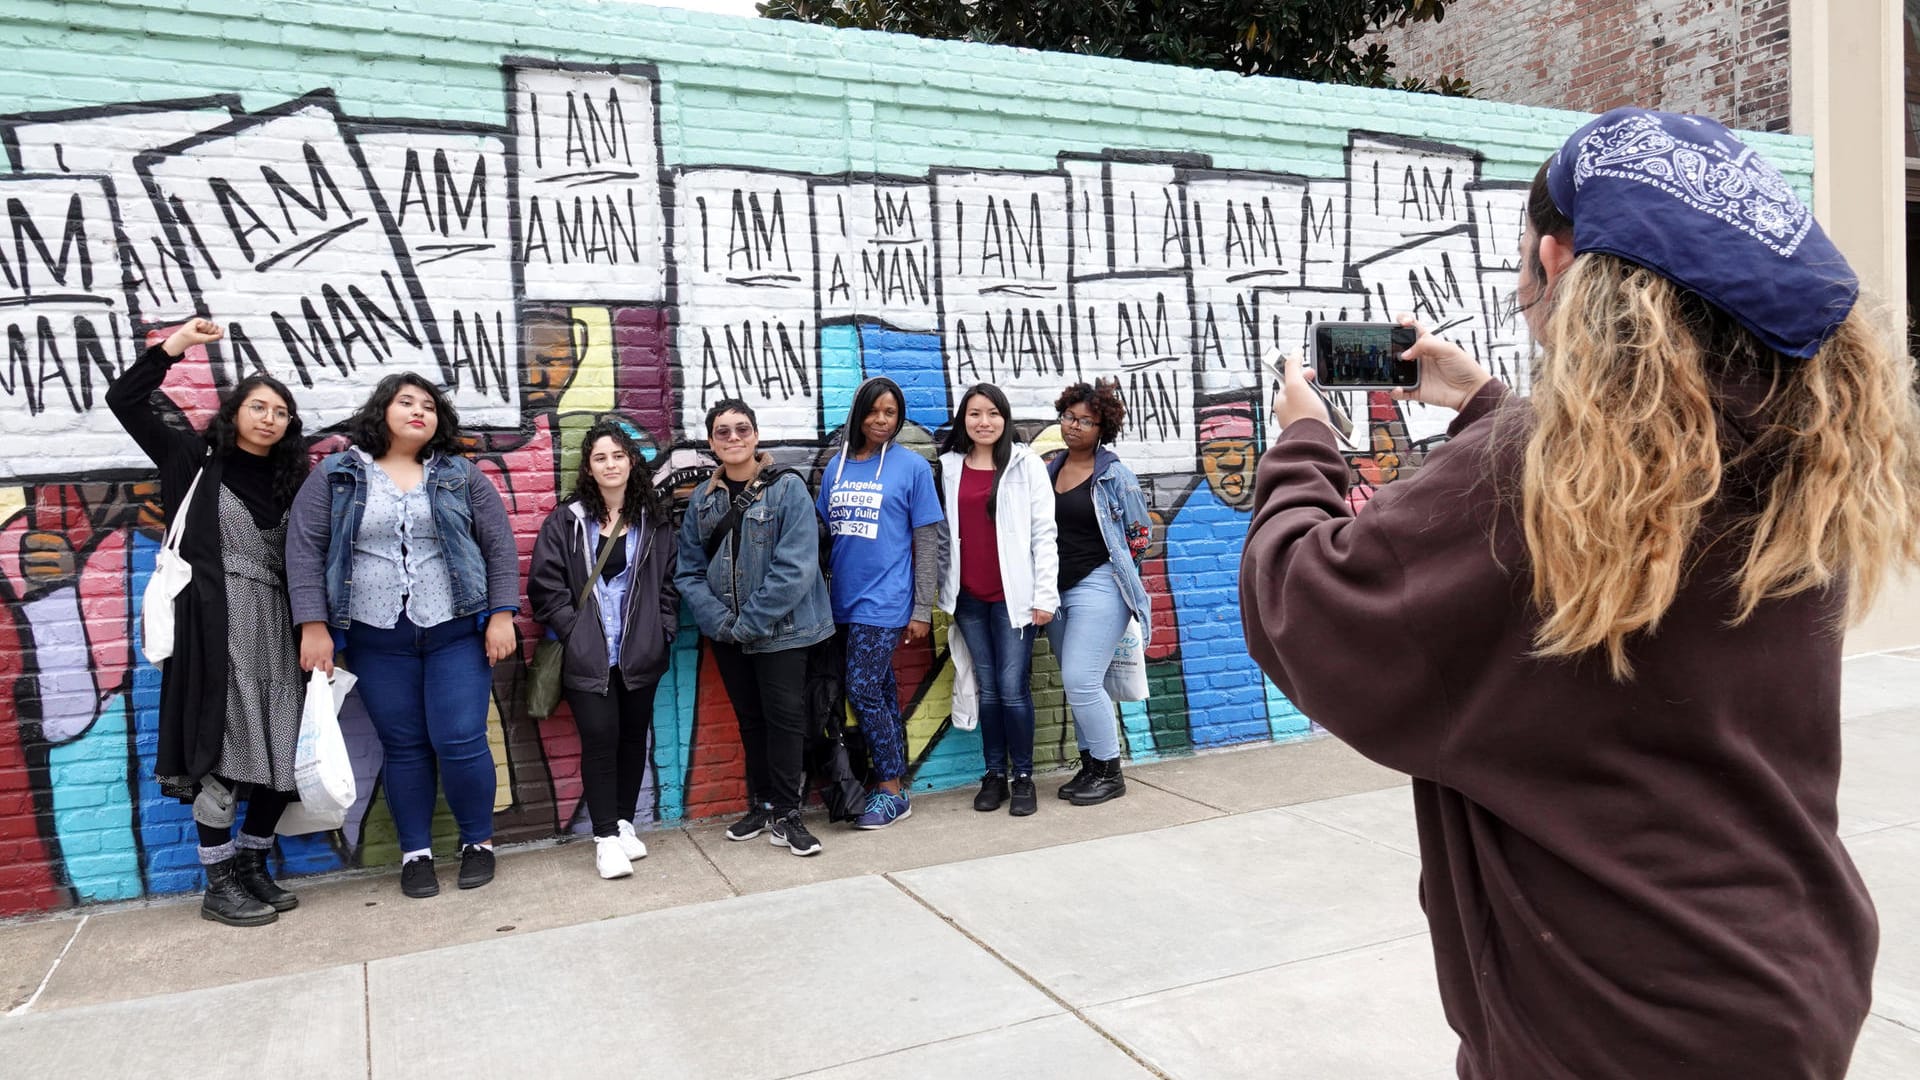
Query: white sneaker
594 837 633 879
615 820 648 861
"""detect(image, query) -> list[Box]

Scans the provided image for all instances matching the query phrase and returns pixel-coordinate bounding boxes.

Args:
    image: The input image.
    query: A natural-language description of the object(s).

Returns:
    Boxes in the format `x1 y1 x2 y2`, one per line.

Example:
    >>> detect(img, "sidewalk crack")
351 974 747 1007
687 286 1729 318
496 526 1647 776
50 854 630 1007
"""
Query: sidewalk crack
883 874 1176 1080
6 913 87 1017
684 828 742 897
1124 772 1231 815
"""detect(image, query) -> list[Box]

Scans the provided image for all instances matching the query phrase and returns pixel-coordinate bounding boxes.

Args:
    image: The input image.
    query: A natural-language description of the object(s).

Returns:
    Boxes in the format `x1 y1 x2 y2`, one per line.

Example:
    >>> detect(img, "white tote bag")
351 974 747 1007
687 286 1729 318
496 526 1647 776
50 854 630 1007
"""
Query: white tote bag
1103 618 1149 703
140 461 207 664
946 620 979 731
292 667 359 818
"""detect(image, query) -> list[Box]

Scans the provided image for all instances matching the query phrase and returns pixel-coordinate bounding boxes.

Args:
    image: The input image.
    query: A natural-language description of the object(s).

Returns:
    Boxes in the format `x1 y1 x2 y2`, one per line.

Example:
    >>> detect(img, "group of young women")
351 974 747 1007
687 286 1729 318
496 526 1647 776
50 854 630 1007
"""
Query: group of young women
118 326 1154 920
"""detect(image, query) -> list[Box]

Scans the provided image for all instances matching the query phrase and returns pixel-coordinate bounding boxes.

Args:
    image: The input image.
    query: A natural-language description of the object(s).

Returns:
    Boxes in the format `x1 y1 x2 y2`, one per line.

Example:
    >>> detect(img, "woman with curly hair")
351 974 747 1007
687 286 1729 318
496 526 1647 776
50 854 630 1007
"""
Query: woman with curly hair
106 318 312 926
1245 108 1920 1077
528 420 677 879
1046 380 1154 806
287 373 520 899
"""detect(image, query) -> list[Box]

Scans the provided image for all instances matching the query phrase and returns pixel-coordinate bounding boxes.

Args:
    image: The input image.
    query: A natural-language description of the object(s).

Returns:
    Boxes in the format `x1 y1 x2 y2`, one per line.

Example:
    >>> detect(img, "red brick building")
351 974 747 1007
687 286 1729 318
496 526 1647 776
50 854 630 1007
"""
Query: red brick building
1372 0 1794 132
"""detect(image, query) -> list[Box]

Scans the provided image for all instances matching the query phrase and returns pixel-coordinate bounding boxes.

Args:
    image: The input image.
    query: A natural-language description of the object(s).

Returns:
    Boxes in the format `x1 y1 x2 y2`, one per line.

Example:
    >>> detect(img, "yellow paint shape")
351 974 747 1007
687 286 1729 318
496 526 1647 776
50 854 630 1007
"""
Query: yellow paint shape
905 619 958 761
0 487 26 529
488 694 512 812
558 306 616 416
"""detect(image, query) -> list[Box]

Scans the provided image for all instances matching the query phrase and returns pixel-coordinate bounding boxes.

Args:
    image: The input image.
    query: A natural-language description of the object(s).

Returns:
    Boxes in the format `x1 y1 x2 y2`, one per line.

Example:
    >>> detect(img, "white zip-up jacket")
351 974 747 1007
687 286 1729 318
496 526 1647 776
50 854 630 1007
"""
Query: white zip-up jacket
937 443 1060 625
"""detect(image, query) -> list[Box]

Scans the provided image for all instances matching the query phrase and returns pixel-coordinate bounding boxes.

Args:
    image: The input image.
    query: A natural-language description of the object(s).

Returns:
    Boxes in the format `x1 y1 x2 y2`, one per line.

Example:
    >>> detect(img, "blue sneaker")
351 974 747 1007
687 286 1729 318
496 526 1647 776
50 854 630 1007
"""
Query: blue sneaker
854 789 911 830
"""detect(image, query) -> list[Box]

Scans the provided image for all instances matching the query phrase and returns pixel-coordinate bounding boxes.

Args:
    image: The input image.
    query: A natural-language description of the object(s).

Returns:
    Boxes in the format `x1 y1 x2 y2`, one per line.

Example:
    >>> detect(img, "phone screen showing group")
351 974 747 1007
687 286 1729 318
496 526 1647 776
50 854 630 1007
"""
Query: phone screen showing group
1311 323 1420 389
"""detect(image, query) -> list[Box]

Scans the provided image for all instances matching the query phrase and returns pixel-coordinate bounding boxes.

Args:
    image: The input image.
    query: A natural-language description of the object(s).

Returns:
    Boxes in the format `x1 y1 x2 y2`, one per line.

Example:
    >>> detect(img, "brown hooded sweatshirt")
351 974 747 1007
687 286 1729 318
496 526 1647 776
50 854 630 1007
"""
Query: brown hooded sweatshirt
1240 381 1876 1079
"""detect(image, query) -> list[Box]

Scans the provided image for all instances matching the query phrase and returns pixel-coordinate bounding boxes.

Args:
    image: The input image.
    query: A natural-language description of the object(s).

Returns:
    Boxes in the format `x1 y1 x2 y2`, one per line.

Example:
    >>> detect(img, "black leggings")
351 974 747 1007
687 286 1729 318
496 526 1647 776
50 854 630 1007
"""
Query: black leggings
194 784 294 849
567 672 658 837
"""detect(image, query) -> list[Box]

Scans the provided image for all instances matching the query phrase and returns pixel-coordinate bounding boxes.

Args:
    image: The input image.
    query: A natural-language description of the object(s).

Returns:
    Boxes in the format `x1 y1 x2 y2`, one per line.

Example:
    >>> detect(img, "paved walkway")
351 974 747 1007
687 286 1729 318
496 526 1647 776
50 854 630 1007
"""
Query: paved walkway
2 653 1916 1078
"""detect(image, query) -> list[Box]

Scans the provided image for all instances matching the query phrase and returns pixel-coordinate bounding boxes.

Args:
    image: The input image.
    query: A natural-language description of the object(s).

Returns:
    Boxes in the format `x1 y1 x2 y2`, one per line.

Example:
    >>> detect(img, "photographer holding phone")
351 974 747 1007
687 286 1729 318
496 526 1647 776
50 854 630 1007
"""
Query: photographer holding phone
1244 108 1920 1079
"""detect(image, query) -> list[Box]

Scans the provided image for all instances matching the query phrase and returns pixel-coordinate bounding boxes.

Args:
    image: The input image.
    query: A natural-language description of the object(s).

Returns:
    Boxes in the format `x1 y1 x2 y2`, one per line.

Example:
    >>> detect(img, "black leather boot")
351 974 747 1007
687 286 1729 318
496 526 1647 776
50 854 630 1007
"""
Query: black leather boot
233 847 299 911
1056 750 1096 800
1068 756 1126 806
201 858 278 926
973 773 1009 812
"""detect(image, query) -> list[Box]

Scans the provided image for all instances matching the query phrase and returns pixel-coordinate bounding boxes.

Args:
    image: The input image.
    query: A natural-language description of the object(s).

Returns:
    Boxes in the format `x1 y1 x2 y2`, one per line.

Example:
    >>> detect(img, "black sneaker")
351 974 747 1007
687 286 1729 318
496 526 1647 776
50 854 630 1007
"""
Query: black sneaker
726 805 772 841
457 845 495 890
1009 775 1038 817
973 773 1009 812
767 810 822 856
401 856 439 899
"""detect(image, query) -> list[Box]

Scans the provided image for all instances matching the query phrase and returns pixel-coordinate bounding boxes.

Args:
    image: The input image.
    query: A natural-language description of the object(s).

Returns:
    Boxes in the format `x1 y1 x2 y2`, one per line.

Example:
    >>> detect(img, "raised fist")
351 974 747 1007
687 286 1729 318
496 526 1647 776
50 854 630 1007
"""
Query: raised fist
161 318 224 358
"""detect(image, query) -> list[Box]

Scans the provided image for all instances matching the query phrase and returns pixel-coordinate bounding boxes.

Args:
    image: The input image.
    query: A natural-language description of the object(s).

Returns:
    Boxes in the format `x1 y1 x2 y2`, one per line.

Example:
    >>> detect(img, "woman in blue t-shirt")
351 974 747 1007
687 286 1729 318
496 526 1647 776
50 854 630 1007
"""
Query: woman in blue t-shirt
816 378 947 830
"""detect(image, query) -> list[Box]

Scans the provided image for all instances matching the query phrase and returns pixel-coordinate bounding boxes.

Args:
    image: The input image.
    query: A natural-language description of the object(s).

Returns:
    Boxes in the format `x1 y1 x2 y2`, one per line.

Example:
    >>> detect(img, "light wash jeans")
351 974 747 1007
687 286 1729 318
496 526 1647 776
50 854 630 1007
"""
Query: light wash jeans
1046 568 1131 760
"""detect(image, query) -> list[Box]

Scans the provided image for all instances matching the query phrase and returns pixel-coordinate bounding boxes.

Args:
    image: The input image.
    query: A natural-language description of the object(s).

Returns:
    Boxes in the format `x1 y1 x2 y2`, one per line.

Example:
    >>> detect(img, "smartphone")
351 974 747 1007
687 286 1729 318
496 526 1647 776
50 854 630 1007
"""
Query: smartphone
1260 347 1354 442
1309 321 1420 390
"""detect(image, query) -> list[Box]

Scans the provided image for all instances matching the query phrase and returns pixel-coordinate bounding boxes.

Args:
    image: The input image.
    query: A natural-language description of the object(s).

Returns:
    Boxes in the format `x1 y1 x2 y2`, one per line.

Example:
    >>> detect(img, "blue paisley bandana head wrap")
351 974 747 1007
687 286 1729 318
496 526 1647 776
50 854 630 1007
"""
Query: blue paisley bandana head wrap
1545 108 1856 360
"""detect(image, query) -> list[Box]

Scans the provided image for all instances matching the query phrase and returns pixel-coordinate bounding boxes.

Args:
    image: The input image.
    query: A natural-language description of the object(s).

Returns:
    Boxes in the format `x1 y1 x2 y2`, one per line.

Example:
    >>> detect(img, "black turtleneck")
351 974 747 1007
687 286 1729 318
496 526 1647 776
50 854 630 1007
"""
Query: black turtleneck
220 446 284 528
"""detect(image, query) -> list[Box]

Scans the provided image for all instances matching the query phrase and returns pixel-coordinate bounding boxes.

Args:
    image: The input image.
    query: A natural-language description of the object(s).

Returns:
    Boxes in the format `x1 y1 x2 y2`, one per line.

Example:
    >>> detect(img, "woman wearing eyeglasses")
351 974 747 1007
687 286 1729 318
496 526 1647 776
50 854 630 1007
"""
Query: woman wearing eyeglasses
287 373 520 900
107 319 312 926
1045 381 1154 805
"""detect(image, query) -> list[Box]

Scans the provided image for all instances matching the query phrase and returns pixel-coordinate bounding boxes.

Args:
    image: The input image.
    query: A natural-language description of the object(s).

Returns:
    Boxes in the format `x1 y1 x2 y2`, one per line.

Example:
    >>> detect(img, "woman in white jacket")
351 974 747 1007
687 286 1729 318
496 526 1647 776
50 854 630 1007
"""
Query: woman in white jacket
937 383 1058 817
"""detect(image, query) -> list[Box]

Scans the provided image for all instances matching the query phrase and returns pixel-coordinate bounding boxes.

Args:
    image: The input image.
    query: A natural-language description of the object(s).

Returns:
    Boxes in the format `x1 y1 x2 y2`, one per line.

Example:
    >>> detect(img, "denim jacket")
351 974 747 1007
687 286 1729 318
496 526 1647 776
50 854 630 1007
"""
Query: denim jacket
287 450 520 630
673 454 833 654
1048 448 1155 645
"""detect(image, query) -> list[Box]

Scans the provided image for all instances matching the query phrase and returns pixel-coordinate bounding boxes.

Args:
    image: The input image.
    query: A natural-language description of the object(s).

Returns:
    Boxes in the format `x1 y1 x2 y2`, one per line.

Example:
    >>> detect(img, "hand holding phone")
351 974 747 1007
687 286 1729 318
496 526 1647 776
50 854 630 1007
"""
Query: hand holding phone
1262 347 1353 441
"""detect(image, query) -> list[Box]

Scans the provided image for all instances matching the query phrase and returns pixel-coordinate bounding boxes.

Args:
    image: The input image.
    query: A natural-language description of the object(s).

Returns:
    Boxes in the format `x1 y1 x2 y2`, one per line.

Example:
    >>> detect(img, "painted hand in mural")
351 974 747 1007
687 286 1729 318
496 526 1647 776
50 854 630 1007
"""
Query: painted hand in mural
1389 316 1492 412
21 532 76 587
159 317 222 357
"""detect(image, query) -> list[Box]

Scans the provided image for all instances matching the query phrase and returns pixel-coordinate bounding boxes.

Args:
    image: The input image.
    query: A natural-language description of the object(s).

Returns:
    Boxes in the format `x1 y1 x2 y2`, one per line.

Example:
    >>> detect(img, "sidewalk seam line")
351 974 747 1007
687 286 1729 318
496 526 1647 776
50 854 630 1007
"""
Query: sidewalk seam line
1123 773 1233 814
771 1015 1065 1079
1079 929 1434 1009
683 828 742 897
7 913 87 1017
1275 805 1422 859
362 962 372 1080
883 874 1176 1080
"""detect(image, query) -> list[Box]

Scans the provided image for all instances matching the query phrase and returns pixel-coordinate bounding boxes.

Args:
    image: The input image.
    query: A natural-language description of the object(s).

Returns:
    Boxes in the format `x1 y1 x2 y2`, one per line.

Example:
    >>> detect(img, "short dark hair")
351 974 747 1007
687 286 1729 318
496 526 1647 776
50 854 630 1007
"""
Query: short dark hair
1053 379 1127 445
844 377 905 456
346 373 463 462
704 398 757 436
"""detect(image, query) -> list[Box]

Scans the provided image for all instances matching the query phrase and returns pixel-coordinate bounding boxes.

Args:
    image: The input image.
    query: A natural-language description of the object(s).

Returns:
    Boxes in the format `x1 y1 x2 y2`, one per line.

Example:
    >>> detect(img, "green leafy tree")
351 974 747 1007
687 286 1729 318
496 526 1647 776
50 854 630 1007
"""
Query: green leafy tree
759 0 1471 96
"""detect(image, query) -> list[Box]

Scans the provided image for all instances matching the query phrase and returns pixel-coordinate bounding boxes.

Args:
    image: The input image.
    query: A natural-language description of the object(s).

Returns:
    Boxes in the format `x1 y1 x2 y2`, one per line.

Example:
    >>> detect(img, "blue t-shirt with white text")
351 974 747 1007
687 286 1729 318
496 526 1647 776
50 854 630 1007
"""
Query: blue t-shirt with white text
816 443 944 628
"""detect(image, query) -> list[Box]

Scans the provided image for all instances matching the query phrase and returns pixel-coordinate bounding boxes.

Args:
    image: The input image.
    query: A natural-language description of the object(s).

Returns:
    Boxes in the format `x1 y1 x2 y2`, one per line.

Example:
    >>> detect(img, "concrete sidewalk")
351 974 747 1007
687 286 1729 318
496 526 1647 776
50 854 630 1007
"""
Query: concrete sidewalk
2 653 1916 1078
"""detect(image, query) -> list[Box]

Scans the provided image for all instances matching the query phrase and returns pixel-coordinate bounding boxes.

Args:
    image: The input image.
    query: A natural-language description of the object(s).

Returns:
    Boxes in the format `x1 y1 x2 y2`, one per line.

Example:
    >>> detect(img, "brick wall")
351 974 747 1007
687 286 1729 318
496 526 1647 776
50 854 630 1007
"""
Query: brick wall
0 0 1812 914
1375 0 1794 132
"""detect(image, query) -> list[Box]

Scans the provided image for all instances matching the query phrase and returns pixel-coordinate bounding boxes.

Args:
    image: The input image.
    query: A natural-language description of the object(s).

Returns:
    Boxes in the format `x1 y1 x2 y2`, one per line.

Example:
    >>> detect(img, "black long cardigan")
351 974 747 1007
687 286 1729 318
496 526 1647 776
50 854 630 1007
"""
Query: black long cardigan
105 344 231 785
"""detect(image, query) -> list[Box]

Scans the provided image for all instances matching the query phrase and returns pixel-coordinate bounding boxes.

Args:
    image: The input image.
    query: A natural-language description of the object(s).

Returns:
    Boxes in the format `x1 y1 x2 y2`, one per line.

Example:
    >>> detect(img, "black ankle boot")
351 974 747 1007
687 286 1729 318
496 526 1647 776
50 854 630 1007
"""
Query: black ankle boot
233 847 299 912
202 858 278 926
1057 750 1096 800
1068 756 1126 806
973 773 1009 812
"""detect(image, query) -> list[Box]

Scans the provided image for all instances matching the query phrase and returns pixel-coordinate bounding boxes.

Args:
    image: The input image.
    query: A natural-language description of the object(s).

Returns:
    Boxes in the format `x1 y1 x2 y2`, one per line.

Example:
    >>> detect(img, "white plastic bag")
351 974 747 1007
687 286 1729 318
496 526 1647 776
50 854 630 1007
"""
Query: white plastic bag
1103 619 1149 703
946 620 978 731
293 667 358 818
140 463 206 664
274 797 346 836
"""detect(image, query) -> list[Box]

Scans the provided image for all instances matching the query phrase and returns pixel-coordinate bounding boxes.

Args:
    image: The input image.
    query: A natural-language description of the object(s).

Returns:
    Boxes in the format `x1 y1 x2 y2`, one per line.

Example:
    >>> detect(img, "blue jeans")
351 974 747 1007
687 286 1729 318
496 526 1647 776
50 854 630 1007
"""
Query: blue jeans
346 612 497 853
1047 568 1131 760
952 592 1037 776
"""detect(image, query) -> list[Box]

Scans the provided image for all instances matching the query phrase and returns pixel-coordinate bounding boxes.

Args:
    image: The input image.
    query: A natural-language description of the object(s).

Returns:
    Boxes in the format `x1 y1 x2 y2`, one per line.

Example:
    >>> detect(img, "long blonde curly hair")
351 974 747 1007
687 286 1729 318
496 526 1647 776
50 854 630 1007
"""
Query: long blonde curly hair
1520 173 1920 680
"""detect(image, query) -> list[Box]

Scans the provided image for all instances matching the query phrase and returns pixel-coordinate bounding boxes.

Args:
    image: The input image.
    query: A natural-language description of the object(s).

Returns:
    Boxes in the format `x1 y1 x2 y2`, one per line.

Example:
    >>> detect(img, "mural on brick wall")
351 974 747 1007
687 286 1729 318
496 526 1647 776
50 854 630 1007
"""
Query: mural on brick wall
0 56 1532 913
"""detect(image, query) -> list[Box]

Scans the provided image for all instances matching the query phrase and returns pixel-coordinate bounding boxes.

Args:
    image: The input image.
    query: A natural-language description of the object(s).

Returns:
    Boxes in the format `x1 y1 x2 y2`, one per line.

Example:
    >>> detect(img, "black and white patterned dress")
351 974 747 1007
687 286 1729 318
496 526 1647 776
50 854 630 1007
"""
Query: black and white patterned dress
215 486 304 790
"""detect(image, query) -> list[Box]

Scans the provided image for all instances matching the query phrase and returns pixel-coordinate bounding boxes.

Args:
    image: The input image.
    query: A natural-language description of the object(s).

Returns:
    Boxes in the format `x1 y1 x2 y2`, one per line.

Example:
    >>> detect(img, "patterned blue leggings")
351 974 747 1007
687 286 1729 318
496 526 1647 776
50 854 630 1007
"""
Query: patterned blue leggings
842 623 907 783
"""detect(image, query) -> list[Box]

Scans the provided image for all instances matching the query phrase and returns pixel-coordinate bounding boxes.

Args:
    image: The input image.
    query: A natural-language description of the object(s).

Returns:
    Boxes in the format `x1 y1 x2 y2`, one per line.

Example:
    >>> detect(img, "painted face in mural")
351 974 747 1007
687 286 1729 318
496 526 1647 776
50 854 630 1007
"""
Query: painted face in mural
234 386 292 456
707 409 759 471
385 384 439 453
963 394 1005 448
586 435 631 499
862 391 901 450
1200 438 1256 511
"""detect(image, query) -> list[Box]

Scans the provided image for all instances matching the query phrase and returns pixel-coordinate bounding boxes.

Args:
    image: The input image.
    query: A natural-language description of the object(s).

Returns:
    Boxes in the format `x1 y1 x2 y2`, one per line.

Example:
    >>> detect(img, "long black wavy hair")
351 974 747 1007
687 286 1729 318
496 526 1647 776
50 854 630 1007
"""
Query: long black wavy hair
345 373 464 462
204 373 308 510
570 420 671 528
939 382 1016 519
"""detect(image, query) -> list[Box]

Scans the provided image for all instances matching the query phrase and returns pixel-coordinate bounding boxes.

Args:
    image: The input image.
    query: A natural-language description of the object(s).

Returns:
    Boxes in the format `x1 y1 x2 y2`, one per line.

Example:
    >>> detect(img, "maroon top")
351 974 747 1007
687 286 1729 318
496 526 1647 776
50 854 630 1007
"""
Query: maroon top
1241 381 1877 1079
958 464 1004 603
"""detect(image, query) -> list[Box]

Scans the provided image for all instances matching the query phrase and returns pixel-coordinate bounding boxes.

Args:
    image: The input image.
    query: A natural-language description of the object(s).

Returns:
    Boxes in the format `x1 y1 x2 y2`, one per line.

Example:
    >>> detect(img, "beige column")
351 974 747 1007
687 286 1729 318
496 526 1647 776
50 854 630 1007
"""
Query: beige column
1794 0 1919 653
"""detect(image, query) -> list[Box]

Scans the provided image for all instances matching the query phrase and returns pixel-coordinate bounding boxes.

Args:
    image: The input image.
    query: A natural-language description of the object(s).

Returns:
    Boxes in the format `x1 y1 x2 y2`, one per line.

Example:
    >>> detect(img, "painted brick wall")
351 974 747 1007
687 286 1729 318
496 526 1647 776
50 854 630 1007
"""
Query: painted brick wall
0 0 1811 914
1373 0 1794 133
